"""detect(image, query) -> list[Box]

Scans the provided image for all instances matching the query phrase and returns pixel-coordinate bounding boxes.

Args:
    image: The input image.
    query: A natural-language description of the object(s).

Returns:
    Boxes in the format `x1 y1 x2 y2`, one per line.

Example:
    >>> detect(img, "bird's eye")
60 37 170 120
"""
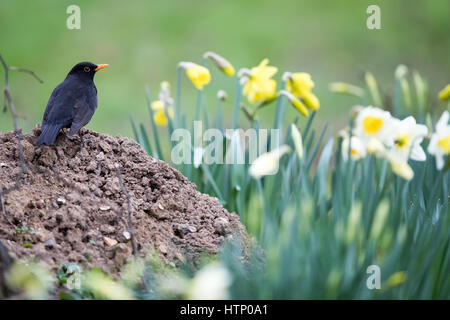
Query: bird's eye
84 67 91 72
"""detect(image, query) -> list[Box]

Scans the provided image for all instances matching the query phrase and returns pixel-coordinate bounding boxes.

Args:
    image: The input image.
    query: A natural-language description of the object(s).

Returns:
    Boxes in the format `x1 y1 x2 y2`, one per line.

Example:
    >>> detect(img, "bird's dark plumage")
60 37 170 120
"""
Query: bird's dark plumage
36 61 108 146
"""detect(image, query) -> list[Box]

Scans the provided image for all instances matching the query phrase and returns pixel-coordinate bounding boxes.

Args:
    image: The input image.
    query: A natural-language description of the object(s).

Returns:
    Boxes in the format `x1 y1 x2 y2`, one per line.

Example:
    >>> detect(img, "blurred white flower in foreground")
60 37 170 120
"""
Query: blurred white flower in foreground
249 145 291 179
186 262 232 300
428 110 450 169
390 116 428 161
6 259 55 300
354 106 393 145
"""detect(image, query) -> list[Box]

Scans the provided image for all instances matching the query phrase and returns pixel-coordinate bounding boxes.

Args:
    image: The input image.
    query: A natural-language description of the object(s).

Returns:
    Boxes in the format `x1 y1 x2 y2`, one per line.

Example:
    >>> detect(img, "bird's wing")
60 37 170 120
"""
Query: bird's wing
42 81 80 127
42 83 63 122
68 87 98 137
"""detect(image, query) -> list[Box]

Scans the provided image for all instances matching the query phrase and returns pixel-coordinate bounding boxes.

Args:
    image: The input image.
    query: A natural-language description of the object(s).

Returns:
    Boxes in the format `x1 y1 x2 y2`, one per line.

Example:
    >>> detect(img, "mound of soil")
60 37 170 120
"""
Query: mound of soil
0 127 248 275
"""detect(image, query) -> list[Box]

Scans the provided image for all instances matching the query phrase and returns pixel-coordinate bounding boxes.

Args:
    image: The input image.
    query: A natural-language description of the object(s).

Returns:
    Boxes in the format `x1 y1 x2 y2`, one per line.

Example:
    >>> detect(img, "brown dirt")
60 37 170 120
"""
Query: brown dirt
0 127 248 276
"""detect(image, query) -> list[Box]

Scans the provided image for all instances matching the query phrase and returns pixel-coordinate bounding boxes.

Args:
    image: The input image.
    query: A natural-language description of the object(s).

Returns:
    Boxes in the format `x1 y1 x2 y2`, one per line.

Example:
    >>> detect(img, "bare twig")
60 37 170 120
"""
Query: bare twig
0 186 15 229
0 54 43 188
8 66 44 84
114 163 138 257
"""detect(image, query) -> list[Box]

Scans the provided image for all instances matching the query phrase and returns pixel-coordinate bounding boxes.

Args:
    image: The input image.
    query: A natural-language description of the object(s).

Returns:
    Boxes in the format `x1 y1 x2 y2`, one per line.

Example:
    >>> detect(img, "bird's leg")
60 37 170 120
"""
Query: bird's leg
64 129 90 153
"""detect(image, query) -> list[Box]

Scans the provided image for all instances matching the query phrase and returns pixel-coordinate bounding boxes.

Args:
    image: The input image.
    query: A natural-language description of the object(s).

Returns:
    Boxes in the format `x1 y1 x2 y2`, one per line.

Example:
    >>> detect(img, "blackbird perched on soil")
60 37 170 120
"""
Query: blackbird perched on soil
36 62 108 146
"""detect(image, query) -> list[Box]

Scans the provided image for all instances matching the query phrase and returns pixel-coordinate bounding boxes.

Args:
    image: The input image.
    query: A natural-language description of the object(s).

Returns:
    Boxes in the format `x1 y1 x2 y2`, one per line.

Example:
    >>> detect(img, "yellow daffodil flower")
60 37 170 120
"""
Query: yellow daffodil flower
179 62 211 90
285 72 320 110
242 59 278 104
438 84 450 101
204 51 235 77
286 72 315 97
152 100 174 127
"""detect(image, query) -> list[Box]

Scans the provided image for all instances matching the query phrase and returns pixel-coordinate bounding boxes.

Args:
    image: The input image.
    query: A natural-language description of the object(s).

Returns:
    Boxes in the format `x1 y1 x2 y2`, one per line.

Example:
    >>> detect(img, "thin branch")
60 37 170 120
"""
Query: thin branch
114 163 138 257
0 186 15 229
8 66 44 84
0 54 43 188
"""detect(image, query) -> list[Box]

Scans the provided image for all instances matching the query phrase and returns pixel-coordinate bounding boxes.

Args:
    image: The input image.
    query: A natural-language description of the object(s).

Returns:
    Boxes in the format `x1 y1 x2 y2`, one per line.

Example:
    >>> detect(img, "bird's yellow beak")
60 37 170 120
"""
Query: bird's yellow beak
95 64 109 71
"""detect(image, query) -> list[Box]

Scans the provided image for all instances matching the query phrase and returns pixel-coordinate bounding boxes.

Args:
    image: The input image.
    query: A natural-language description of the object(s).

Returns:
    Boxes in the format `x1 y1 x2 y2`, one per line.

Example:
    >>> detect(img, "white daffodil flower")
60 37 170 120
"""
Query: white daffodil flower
366 138 386 157
428 110 450 170
354 106 394 145
390 116 428 162
249 145 291 179
341 135 366 161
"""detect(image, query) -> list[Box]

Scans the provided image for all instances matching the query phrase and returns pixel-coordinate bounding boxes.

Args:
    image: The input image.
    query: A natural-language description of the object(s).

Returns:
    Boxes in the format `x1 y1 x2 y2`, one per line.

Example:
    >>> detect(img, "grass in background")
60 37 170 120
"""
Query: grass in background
1 0 449 137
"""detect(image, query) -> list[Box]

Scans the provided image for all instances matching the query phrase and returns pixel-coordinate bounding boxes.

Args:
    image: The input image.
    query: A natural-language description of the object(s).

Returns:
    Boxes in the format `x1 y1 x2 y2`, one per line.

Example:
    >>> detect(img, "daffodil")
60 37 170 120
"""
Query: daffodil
204 51 235 77
151 100 174 127
387 153 414 180
290 124 303 159
329 82 365 98
285 72 320 110
389 116 428 161
186 263 232 300
428 110 450 169
438 84 450 101
242 59 278 104
354 106 394 145
83 269 134 300
285 72 314 96
179 62 211 90
279 90 308 117
341 135 366 161
249 145 291 179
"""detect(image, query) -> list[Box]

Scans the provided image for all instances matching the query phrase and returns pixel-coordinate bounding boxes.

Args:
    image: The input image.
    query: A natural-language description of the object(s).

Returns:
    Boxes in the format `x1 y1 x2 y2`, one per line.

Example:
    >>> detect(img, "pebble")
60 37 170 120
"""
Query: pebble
123 231 131 240
44 239 54 248
103 236 118 247
99 206 111 211
56 197 66 205
96 152 105 161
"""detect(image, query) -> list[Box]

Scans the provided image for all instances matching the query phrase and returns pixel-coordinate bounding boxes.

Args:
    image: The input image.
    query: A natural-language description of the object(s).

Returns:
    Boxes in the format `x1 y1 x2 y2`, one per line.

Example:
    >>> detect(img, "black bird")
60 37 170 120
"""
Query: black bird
36 62 108 146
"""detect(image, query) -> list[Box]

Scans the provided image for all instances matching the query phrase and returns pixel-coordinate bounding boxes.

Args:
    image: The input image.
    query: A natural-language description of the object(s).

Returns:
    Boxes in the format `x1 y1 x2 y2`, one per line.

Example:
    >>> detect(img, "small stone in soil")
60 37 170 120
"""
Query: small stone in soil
44 239 54 248
103 236 118 247
123 231 131 240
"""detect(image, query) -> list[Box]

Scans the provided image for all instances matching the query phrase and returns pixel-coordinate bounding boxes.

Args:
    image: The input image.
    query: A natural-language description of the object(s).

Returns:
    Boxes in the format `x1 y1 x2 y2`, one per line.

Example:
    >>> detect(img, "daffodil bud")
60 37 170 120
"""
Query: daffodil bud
217 90 227 101
395 64 408 79
178 61 211 90
279 90 308 117
204 51 235 77
438 84 450 101
364 71 382 107
290 124 303 159
249 145 291 179
388 155 414 180
329 82 365 98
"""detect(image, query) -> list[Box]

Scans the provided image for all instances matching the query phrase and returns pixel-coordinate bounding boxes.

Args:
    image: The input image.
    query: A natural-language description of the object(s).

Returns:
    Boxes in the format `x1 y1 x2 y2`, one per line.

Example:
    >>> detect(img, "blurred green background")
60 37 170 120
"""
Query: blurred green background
1 0 449 137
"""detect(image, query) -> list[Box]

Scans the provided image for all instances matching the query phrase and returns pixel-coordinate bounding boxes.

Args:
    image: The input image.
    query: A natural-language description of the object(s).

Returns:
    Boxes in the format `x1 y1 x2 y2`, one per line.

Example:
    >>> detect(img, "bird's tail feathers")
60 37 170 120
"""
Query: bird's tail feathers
36 124 62 146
